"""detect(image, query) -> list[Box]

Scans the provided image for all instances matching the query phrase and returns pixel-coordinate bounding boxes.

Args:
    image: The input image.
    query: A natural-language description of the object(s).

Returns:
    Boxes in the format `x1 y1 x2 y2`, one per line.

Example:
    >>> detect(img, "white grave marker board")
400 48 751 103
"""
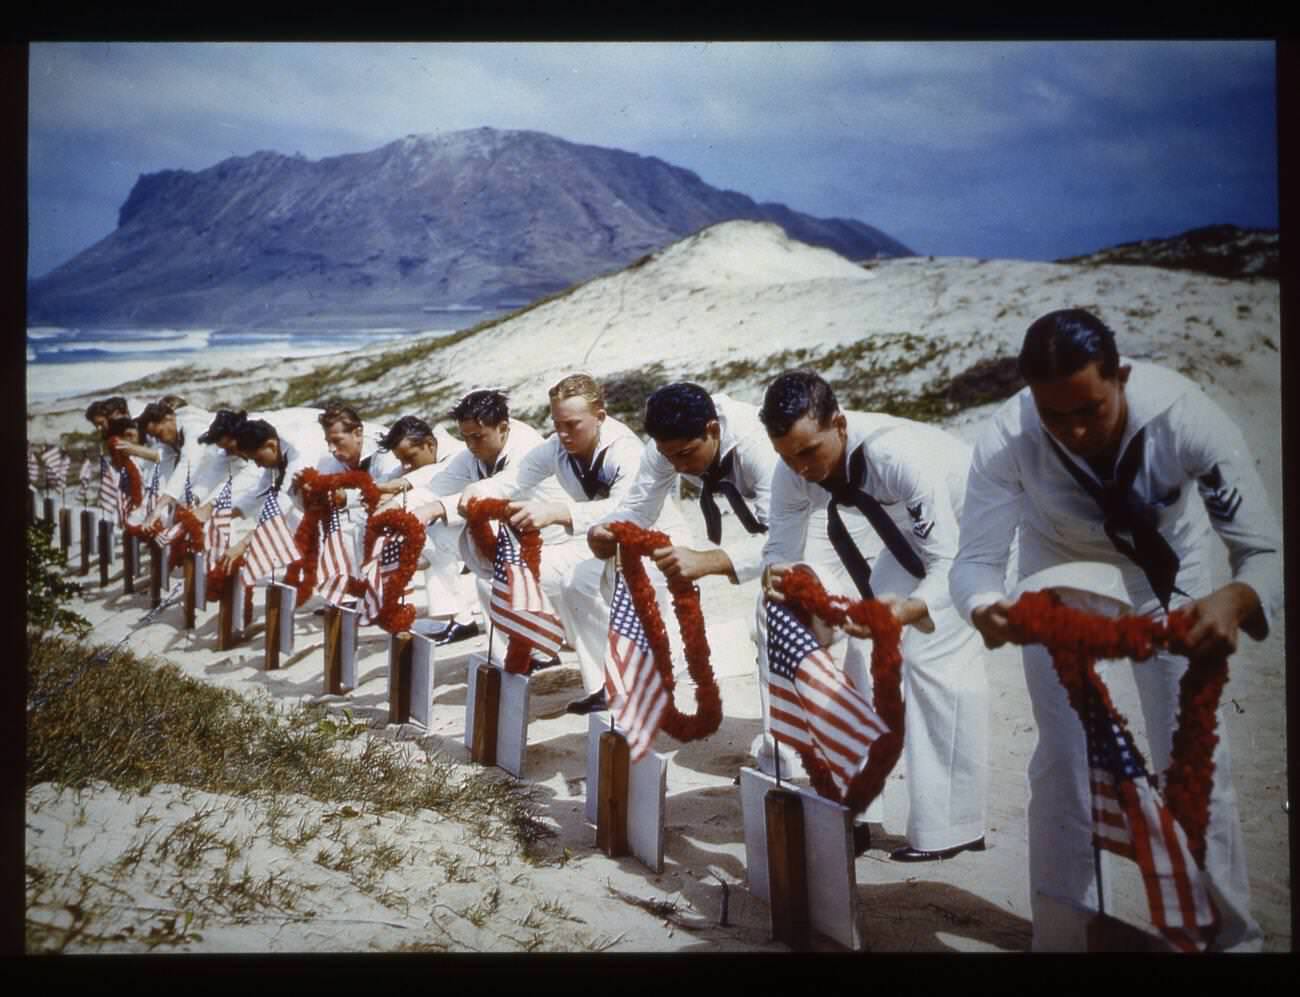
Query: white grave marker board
583 714 668 873
463 652 529 778
739 766 863 951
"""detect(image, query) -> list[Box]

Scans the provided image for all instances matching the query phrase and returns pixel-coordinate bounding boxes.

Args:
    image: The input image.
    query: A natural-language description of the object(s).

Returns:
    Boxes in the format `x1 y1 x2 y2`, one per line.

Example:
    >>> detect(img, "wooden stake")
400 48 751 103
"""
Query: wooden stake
148 542 163 609
182 553 197 630
264 583 285 671
43 496 56 524
27 490 36 524
79 510 95 576
388 632 414 724
122 532 137 594
471 663 501 766
765 788 812 951
98 521 112 587
218 573 241 650
59 507 72 556
323 606 345 694
596 729 631 858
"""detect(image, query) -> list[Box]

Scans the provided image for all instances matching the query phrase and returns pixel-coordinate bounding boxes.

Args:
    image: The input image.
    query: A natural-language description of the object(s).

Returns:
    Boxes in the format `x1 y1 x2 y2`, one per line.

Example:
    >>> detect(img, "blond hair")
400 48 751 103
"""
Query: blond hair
547 373 605 410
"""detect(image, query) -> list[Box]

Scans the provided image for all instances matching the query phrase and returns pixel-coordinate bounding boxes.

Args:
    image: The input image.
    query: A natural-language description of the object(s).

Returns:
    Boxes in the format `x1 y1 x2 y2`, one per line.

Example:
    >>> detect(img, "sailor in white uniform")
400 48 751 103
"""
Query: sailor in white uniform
461 374 689 713
759 369 990 862
950 308 1280 951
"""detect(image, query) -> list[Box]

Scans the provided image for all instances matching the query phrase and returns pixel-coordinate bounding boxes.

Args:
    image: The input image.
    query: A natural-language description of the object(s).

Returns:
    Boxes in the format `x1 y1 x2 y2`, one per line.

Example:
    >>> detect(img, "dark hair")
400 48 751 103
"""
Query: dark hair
158 394 187 409
450 389 510 427
234 419 278 454
759 369 839 438
643 382 718 442
102 396 129 416
318 403 363 432
198 409 248 445
1018 308 1120 382
378 415 434 452
84 400 107 422
105 416 136 438
137 401 175 433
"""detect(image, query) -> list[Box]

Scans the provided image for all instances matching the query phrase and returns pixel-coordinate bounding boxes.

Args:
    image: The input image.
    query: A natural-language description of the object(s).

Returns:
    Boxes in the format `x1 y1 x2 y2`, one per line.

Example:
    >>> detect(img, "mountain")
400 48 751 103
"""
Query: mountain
1056 224 1279 280
26 127 913 328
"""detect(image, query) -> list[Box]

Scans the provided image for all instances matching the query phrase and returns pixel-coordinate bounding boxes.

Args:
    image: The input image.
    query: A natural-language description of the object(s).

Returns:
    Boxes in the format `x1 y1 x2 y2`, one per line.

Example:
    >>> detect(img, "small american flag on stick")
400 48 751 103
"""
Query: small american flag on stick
358 527 403 623
488 524 565 657
765 598 889 796
28 448 40 487
603 572 670 761
1084 687 1218 952
205 477 234 565
240 490 300 585
318 504 357 607
41 446 70 490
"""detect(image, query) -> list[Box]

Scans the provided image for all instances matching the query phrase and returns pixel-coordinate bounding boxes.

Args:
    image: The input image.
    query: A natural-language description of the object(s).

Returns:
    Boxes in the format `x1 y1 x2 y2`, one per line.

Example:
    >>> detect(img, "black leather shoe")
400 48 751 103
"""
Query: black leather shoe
527 654 561 675
889 837 986 863
565 689 608 715
433 621 480 646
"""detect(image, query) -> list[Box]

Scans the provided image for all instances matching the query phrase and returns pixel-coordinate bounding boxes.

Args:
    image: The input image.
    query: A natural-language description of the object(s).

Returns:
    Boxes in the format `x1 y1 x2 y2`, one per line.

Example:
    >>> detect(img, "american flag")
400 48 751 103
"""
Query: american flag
127 461 163 530
240 490 301 585
78 456 96 501
98 456 122 522
488 524 566 657
603 572 670 761
317 504 357 607
156 467 196 546
765 598 889 795
41 446 70 490
205 476 234 565
358 527 404 623
28 448 40 487
1084 687 1218 952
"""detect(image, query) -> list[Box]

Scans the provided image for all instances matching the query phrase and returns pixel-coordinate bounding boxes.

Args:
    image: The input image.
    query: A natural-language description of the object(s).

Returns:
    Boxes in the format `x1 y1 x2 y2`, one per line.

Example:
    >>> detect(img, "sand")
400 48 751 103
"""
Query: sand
24 222 1288 954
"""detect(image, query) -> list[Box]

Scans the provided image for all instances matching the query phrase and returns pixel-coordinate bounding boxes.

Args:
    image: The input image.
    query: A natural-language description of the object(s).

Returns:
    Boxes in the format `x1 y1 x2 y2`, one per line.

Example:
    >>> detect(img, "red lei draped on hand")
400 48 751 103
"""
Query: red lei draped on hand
775 567 905 814
284 467 423 634
164 505 206 560
604 522 723 743
1005 590 1220 867
464 497 547 674
105 436 144 522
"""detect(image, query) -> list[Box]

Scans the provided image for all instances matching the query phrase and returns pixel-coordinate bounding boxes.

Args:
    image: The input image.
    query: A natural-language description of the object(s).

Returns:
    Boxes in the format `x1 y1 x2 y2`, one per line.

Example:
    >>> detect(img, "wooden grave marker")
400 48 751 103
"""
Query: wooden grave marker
263 581 297 671
79 510 95 575
148 541 164 608
59 506 72 557
26 489 36 524
43 496 56 524
739 767 863 951
583 715 668 873
122 532 137 594
463 652 529 777
98 520 113 588
217 570 248 651
387 627 437 726
181 552 203 630
322 604 360 695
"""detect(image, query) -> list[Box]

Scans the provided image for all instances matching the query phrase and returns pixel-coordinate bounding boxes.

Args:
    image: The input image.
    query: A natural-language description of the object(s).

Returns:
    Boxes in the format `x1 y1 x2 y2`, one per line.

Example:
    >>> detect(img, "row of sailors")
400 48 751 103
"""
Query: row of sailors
78 306 1280 952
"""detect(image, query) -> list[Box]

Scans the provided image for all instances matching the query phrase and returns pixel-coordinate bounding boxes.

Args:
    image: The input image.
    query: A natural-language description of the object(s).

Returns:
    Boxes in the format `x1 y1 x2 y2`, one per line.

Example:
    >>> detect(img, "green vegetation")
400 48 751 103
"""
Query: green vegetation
26 634 546 849
25 521 91 639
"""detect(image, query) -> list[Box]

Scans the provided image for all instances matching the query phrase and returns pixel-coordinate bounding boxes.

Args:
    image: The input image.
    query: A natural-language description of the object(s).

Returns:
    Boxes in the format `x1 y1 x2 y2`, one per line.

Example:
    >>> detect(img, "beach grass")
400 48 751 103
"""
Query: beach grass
26 634 547 847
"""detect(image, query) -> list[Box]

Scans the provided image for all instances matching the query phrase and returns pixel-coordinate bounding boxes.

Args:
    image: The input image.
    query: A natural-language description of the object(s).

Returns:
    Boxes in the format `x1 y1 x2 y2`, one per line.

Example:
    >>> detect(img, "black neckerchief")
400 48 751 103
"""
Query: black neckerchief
1044 425 1187 610
815 443 926 600
569 447 612 500
699 446 766 544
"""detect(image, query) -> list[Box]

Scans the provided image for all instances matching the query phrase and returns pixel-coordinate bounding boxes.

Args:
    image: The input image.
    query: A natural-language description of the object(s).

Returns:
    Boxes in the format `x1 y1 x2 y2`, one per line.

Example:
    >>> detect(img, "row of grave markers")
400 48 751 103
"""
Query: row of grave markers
28 488 1162 953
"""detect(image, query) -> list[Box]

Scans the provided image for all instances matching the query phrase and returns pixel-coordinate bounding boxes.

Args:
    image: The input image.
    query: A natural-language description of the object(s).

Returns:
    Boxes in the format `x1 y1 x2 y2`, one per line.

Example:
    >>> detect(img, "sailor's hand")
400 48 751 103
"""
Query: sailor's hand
587 524 618 559
1174 582 1262 662
971 599 1016 650
651 545 729 582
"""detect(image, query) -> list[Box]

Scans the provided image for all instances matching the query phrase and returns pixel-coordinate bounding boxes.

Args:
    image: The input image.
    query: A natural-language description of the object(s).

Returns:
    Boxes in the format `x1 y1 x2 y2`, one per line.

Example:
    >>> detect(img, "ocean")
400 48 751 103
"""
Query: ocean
25 321 485 404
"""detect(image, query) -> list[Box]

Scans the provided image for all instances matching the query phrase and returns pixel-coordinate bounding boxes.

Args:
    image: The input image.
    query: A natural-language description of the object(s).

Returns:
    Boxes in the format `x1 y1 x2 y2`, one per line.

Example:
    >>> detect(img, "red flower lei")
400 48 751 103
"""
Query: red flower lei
283 468 422 634
106 436 144 523
604 521 723 743
774 567 905 814
164 505 206 560
464 497 547 674
1005 590 1221 868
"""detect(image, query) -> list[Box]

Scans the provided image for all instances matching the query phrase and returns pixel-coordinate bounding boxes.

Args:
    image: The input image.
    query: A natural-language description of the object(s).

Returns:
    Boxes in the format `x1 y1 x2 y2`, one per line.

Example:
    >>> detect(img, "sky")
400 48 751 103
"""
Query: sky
26 40 1279 280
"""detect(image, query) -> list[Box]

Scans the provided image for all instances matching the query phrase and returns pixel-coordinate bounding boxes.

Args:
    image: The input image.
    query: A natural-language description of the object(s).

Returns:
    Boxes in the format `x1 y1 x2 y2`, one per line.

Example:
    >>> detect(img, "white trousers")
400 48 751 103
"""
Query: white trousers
420 519 478 624
1021 643 1262 952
